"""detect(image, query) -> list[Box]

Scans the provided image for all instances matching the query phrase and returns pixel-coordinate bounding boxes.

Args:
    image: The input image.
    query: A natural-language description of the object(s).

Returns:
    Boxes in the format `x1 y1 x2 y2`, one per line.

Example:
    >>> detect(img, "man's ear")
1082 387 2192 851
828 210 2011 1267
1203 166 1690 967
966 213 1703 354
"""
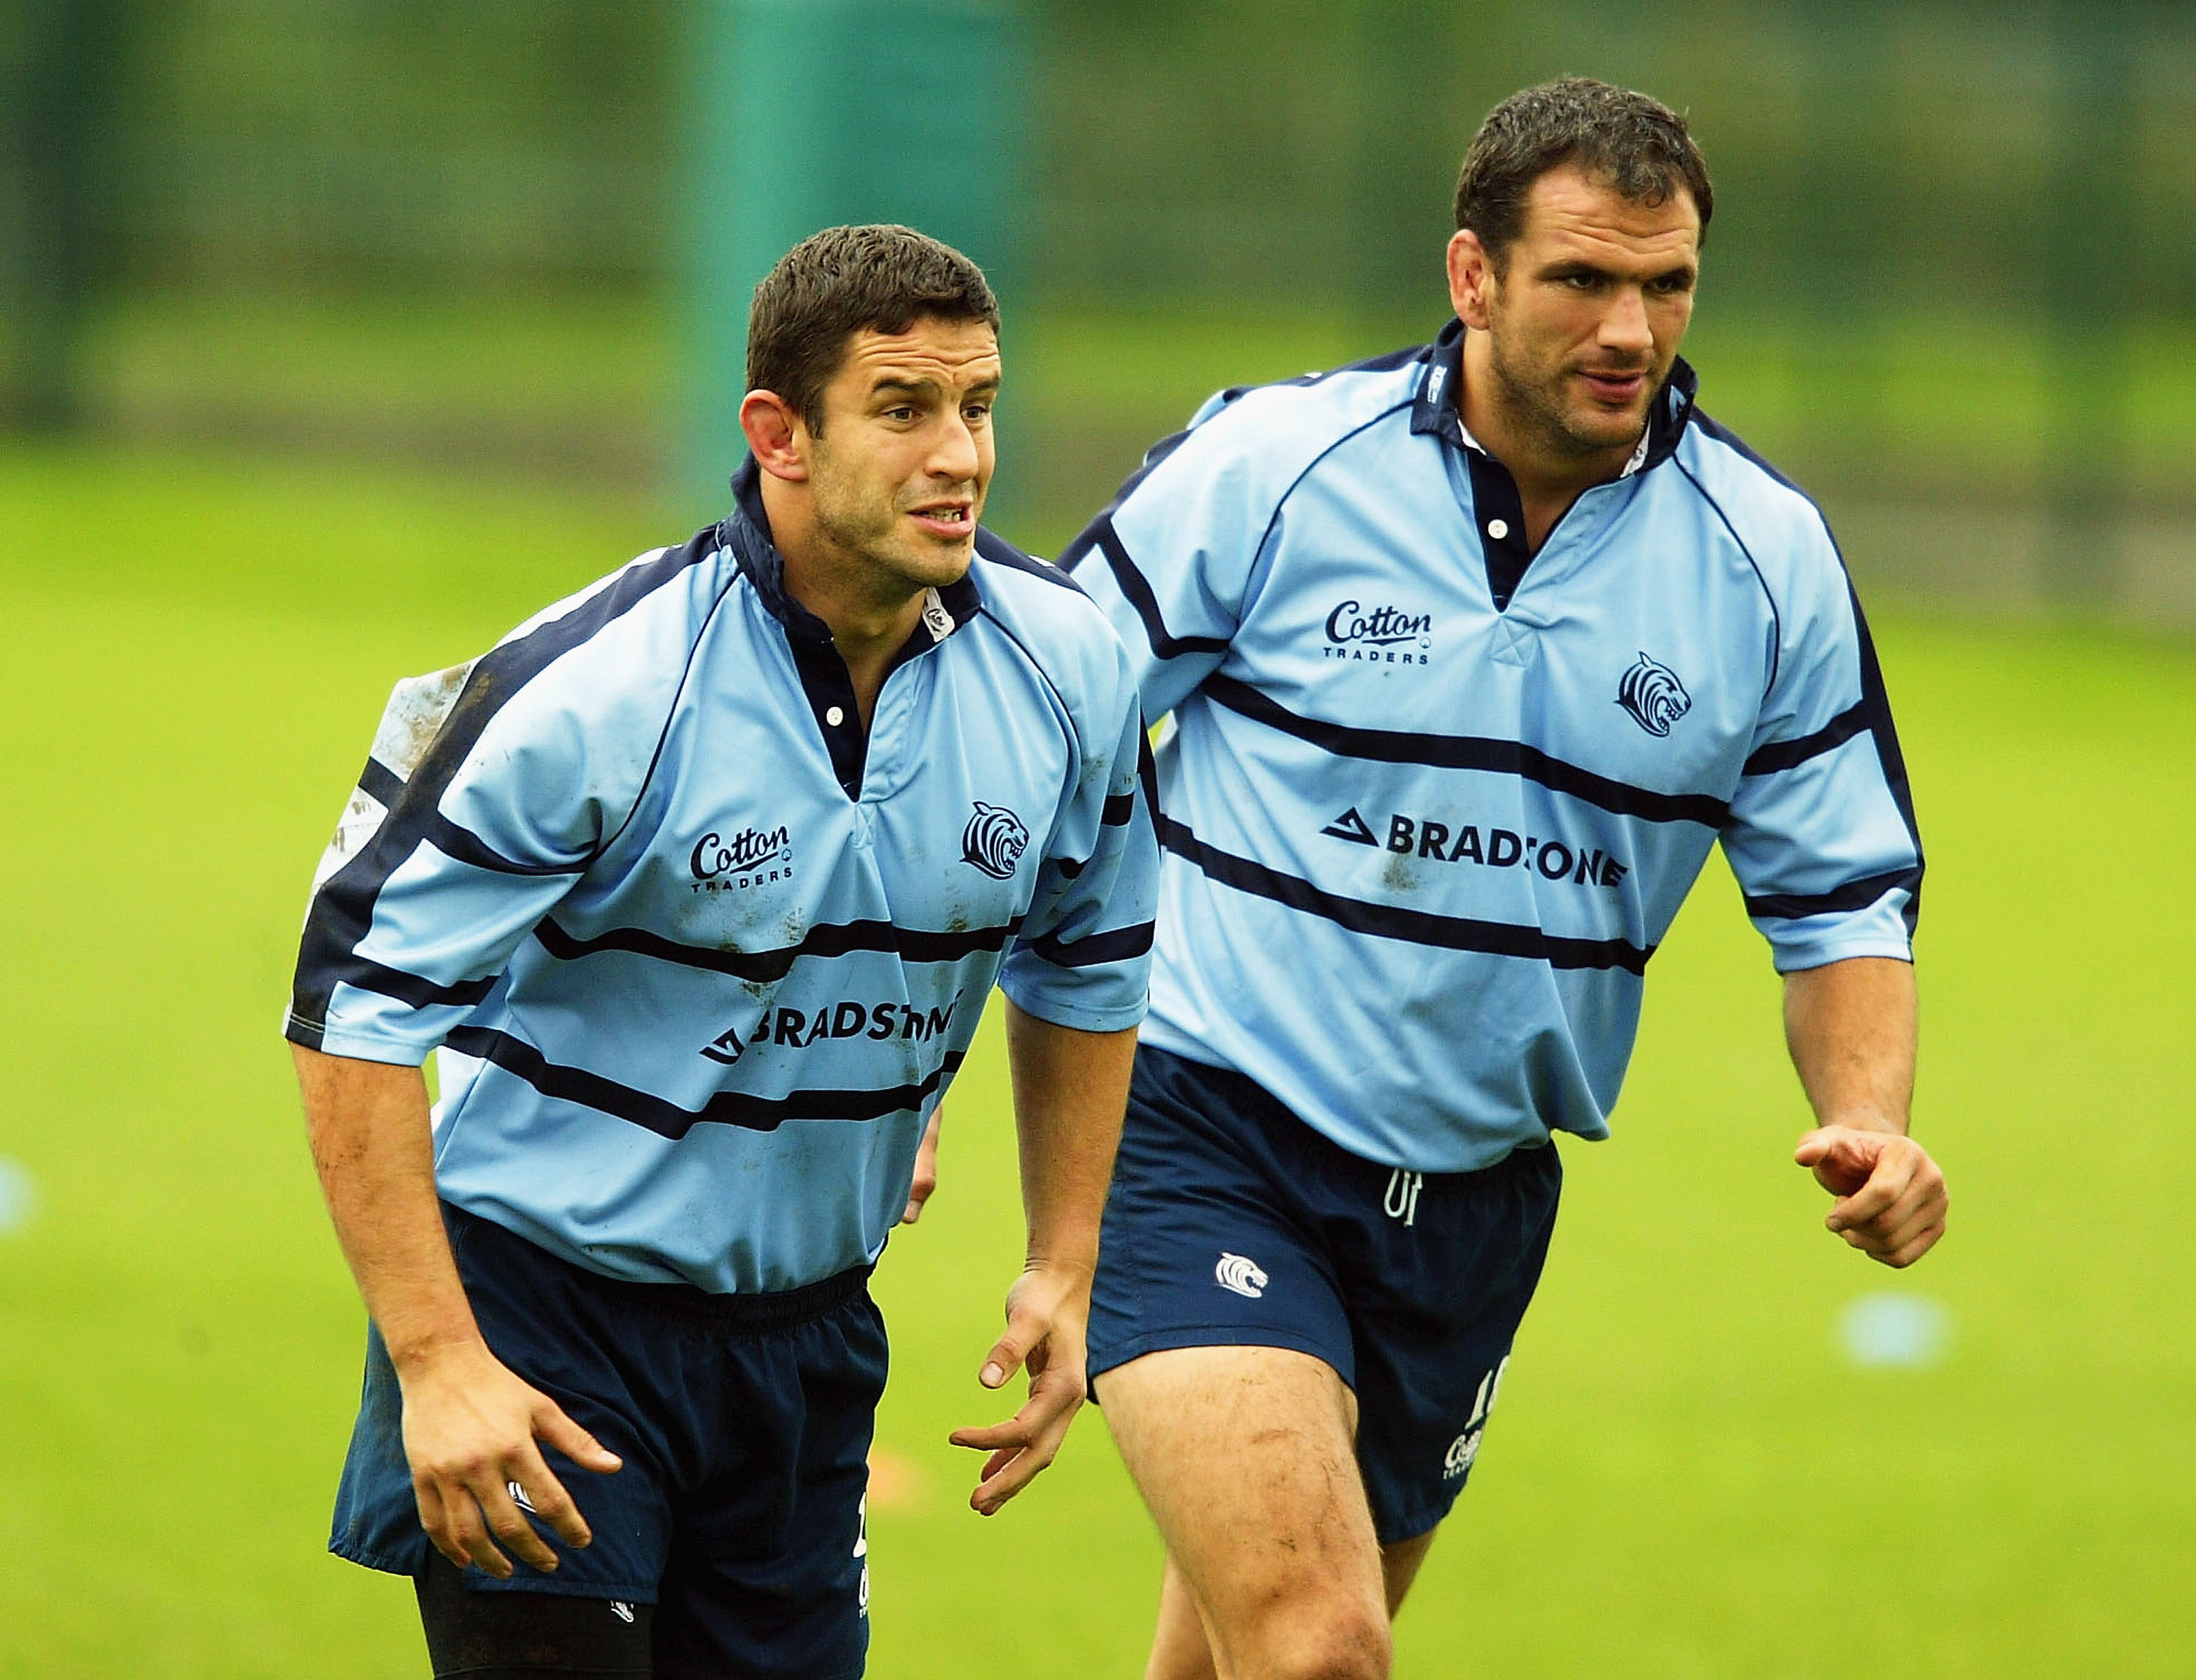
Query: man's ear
1447 229 1497 330
740 390 810 482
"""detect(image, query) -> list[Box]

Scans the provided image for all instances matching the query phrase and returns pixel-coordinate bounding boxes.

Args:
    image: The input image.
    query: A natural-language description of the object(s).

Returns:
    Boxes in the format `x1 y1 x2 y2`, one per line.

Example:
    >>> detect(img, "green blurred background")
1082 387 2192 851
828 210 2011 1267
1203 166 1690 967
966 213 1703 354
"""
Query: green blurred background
1 1 2191 1675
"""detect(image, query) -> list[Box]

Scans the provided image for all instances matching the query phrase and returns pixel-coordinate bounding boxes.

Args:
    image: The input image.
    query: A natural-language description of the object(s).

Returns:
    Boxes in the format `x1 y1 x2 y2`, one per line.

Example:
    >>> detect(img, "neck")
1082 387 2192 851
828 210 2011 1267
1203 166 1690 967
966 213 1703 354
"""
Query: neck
758 474 927 722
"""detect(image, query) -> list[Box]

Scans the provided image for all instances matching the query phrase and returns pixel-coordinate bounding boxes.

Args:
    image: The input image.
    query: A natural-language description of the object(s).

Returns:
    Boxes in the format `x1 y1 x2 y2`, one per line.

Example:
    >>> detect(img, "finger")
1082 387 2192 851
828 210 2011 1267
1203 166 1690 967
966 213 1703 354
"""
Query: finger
431 1480 514 1579
469 1476 561 1575
947 1386 1078 1455
504 1451 594 1552
413 1479 471 1571
1825 1151 1914 1233
535 1403 623 1476
1856 1193 1946 1263
971 1393 1083 1513
1831 1165 1932 1242
1879 1217 1947 1268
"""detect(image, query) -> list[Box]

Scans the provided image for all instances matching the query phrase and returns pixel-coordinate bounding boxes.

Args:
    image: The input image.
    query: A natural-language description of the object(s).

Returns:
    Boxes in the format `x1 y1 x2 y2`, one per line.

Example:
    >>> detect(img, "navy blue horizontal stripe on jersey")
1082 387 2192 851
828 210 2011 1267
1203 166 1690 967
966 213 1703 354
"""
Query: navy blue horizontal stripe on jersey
340 955 499 1011
1202 674 1730 826
1023 920 1157 969
1102 791 1137 826
1742 701 1870 775
293 532 720 1035
444 1026 966 1139
425 812 587 878
531 914 1023 980
1741 865 1924 923
1077 518 1231 660
1160 817 1651 974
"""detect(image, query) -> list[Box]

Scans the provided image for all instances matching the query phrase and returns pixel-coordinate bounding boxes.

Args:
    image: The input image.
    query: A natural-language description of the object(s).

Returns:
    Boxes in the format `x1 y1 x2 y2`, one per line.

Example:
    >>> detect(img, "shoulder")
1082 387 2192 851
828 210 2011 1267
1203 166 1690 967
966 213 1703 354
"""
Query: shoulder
1670 410 1845 594
1124 343 1433 517
449 523 740 760
969 529 1139 716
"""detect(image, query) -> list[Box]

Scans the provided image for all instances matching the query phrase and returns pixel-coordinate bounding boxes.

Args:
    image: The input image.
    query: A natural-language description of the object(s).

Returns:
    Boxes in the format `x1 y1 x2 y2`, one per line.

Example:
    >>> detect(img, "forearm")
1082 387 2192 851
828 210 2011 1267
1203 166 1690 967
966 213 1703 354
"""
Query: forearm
291 1042 483 1373
1781 956 1917 1134
1001 999 1138 1273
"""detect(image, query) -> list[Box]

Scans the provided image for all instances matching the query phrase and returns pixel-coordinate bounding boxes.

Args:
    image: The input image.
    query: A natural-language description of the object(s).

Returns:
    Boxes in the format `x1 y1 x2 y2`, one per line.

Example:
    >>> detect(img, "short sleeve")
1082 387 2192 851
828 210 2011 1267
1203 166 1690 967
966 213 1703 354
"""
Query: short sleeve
1720 522 1924 973
998 644 1159 1033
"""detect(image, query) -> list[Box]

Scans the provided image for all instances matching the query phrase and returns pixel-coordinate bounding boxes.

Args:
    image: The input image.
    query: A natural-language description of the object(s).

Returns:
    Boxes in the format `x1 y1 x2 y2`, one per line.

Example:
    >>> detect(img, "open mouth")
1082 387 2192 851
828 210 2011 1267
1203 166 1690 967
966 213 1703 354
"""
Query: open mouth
906 501 974 538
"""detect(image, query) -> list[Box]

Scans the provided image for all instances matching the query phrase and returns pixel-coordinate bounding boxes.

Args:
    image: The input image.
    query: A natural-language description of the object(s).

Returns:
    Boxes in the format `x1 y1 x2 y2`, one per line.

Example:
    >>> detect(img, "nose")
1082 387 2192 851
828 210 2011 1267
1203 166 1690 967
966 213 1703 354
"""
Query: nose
1599 286 1654 357
927 411 982 485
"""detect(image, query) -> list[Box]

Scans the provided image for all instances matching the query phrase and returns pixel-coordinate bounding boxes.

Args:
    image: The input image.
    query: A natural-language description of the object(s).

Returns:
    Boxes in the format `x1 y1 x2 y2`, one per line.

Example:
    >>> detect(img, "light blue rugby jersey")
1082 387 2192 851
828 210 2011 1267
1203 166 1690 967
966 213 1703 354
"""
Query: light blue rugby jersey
288 460 1157 1293
1061 321 1922 1173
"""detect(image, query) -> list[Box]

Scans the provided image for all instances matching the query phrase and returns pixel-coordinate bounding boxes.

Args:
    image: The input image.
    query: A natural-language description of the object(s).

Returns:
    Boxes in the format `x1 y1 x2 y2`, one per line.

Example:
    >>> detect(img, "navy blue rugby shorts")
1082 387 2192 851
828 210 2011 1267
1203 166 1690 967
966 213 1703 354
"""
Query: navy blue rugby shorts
331 1202 884 1680
1088 1044 1561 1545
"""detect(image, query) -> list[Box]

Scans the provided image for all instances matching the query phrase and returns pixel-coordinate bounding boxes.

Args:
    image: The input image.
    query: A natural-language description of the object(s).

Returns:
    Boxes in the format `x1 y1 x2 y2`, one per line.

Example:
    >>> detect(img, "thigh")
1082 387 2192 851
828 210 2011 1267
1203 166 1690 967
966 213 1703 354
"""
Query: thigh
1098 1345 1388 1677
1089 1048 1359 1386
1341 1142 1563 1545
651 1285 886 1680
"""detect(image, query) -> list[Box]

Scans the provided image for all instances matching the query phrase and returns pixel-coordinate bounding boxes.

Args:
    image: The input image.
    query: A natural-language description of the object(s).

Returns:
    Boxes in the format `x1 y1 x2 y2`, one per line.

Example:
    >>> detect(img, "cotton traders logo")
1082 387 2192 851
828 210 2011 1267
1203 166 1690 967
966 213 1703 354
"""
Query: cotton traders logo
1323 599 1433 665
1616 652 1691 737
960 802 1029 881
690 824 792 892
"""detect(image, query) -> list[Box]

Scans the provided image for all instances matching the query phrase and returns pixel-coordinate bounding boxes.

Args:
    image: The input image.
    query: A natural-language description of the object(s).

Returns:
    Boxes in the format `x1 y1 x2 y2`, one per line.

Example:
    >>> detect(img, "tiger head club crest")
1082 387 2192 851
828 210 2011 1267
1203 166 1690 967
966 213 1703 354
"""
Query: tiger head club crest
960 801 1030 880
1617 652 1691 737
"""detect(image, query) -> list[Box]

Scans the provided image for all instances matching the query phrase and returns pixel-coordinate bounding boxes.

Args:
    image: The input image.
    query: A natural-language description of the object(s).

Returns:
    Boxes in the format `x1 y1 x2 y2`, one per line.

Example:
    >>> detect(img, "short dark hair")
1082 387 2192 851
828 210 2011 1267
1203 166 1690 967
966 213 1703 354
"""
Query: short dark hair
1453 78 1712 269
747 224 1000 433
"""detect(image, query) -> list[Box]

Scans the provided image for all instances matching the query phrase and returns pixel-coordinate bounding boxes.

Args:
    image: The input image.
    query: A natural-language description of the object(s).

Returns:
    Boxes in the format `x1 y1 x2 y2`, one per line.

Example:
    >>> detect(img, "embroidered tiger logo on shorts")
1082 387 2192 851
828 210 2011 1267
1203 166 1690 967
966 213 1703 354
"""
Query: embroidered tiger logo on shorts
1616 651 1692 737
960 801 1030 880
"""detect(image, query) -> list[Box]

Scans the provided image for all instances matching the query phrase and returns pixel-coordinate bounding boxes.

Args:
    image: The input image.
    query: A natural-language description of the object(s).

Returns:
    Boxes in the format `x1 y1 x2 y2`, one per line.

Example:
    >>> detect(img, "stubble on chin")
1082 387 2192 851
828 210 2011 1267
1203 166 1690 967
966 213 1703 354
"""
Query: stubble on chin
1492 341 1657 460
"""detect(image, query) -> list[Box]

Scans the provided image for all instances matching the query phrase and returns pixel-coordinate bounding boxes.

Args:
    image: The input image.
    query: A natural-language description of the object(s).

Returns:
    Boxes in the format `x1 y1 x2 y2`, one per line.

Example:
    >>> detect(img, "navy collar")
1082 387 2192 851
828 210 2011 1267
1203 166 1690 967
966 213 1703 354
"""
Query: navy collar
720 456 985 648
1408 318 1698 474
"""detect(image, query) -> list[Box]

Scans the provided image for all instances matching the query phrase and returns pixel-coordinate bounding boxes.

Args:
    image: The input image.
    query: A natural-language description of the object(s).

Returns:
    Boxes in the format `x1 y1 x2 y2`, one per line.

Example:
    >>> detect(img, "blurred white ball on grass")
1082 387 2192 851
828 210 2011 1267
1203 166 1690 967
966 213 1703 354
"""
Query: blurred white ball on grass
1838 1291 1952 1369
0 1157 34 1236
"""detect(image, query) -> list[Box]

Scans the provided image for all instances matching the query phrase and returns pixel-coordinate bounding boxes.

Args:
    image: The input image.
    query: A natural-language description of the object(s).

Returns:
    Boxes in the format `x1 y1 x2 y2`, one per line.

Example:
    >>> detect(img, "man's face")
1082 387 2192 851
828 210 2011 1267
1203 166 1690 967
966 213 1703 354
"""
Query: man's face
804 316 1001 594
1452 164 1700 460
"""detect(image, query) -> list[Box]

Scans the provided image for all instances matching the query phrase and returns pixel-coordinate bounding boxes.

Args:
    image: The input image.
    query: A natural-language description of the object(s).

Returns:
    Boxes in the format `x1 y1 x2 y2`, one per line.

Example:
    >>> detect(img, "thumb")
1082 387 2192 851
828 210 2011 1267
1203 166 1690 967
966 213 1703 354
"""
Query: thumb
979 1302 1047 1391
535 1401 623 1474
1794 1126 1881 1193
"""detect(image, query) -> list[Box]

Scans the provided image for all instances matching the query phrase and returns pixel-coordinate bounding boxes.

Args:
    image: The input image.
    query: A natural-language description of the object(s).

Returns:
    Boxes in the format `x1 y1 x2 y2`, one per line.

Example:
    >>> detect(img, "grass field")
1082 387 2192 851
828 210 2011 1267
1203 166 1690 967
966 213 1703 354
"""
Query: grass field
1 436 2192 1677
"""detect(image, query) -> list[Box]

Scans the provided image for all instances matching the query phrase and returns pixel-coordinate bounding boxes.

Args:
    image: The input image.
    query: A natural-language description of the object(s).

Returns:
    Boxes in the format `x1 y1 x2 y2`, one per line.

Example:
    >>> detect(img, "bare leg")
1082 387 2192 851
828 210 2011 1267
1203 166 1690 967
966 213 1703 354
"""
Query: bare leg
1380 1529 1436 1613
1145 1520 1441 1678
1100 1345 1392 1680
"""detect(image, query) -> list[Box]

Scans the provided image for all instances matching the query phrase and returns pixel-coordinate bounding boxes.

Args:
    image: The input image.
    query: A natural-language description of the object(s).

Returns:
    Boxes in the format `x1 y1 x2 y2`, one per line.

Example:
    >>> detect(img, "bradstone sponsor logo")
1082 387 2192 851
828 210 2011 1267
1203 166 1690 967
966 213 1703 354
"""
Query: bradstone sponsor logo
701 998 957 1065
1322 806 1629 889
1323 599 1432 665
690 824 792 892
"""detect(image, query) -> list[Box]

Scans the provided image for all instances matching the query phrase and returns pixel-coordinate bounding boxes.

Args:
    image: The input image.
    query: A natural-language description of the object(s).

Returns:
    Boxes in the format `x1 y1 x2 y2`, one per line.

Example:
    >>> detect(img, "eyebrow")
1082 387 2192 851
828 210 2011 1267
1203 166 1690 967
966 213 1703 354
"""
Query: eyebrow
1540 257 1697 285
868 374 1001 400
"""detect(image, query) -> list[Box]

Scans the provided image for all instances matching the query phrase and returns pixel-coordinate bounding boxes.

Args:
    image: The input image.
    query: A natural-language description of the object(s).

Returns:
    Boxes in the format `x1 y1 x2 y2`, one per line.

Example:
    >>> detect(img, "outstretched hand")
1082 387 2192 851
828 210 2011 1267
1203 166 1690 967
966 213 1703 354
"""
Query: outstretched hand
1794 1124 1947 1269
946 1261 1092 1516
399 1340 624 1578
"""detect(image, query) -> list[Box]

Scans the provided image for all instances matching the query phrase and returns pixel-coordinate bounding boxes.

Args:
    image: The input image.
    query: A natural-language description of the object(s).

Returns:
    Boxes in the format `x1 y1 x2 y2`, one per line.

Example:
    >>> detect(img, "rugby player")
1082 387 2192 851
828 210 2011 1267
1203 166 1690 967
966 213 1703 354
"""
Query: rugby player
285 224 1157 1679
1060 79 1948 1680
